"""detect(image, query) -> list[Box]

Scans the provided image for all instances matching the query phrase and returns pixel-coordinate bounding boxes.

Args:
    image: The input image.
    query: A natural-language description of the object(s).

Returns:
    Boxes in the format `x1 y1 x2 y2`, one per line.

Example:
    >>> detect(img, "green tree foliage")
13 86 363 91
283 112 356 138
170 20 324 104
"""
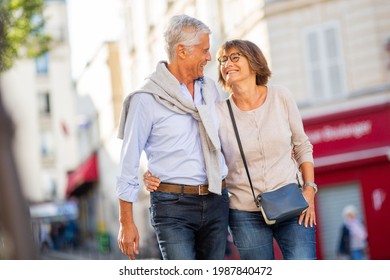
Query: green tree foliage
0 0 51 72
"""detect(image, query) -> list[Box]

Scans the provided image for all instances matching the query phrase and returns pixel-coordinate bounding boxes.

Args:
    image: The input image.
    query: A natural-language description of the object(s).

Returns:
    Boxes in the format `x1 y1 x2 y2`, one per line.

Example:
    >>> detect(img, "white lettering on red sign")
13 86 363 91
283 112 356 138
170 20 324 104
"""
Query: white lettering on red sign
306 120 372 144
372 188 386 211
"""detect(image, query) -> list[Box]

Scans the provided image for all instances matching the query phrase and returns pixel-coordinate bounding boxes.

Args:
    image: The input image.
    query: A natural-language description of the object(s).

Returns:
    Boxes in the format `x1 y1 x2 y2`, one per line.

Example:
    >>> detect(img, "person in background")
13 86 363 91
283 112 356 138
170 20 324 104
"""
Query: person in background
116 14 229 260
338 205 368 260
145 39 317 260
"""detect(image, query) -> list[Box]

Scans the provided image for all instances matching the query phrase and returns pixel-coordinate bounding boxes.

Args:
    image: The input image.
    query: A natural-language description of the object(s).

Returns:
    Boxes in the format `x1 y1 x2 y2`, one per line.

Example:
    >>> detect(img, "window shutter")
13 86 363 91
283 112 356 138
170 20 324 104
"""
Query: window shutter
324 26 345 96
303 22 346 101
306 31 325 98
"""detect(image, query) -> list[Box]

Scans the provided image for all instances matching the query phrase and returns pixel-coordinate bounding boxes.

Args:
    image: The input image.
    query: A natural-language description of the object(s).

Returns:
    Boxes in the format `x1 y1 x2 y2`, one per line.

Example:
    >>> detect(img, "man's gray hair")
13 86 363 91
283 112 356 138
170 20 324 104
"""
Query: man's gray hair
164 14 211 61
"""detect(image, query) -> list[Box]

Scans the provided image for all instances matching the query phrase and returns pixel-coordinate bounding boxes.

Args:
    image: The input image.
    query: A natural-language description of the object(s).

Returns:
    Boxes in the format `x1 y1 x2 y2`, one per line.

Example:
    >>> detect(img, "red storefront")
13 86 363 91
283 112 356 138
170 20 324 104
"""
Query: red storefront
303 98 390 260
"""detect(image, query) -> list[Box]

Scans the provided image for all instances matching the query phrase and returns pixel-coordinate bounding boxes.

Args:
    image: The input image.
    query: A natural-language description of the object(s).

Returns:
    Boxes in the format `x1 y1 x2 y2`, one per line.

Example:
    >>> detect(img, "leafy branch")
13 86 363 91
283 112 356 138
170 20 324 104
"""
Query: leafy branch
0 0 51 72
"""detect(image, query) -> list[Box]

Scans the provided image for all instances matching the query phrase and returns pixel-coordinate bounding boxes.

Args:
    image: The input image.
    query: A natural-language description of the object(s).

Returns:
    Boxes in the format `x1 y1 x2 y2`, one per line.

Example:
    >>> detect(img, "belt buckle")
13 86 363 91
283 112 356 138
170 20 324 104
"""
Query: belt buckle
198 185 208 195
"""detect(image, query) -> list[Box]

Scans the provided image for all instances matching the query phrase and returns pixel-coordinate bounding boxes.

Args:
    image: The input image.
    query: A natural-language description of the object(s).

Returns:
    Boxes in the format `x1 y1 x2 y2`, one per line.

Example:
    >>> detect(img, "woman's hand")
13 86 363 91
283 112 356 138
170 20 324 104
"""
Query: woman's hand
143 170 161 192
298 162 316 227
299 187 316 228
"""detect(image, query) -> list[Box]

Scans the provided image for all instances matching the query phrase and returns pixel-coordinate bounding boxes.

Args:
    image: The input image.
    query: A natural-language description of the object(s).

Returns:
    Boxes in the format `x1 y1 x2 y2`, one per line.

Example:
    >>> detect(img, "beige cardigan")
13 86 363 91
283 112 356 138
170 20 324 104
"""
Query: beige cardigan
217 84 314 211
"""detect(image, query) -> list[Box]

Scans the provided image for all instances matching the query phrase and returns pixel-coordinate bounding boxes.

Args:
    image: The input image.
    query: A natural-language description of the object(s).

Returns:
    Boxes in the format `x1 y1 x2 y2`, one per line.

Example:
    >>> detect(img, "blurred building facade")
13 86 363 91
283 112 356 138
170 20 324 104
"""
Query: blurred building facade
0 0 111 257
1 0 77 203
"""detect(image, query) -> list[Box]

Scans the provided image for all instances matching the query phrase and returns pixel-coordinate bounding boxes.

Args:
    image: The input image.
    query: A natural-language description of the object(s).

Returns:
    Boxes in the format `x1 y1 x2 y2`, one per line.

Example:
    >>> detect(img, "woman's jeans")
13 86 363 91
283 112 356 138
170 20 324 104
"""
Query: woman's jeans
229 209 316 260
150 188 229 260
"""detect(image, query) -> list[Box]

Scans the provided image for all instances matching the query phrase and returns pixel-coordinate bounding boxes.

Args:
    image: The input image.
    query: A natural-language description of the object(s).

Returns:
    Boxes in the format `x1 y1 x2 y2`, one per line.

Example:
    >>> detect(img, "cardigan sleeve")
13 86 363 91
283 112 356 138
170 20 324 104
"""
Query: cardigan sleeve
281 87 314 165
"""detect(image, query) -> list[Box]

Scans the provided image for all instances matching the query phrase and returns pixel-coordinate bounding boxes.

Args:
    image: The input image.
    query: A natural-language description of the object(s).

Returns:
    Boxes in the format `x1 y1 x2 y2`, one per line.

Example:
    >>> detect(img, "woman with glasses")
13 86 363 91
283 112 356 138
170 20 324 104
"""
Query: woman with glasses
145 39 316 259
215 39 316 260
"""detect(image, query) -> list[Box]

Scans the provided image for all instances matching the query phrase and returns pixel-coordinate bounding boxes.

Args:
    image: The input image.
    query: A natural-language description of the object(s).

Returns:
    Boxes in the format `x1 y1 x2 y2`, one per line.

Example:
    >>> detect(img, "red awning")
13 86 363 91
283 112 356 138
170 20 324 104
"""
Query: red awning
66 153 98 197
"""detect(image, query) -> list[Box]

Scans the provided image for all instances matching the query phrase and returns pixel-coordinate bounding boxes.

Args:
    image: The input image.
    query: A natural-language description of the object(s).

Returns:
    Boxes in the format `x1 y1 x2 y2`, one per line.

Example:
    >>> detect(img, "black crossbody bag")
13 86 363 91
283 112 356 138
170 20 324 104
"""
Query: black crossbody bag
226 99 308 225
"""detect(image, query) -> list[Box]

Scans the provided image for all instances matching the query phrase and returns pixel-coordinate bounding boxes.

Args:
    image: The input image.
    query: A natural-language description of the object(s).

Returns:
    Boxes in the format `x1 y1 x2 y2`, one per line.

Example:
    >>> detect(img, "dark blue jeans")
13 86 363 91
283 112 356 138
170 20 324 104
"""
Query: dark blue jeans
150 188 229 260
229 209 316 260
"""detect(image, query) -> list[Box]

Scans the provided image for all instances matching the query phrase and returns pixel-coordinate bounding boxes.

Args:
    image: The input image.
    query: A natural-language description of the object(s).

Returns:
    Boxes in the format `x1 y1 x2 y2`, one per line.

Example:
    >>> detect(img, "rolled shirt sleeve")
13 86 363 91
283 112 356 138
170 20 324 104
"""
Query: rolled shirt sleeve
116 176 140 202
116 93 152 202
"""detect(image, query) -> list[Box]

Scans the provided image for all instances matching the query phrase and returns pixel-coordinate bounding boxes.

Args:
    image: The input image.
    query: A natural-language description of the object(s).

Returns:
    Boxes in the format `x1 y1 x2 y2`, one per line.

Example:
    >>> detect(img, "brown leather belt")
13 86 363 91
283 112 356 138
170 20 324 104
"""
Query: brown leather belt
157 180 226 195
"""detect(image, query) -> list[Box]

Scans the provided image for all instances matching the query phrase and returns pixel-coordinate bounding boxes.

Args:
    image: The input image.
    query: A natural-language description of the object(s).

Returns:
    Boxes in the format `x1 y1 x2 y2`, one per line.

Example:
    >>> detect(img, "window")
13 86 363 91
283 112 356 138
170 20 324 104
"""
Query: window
40 130 54 158
35 53 49 75
303 21 347 101
38 92 51 116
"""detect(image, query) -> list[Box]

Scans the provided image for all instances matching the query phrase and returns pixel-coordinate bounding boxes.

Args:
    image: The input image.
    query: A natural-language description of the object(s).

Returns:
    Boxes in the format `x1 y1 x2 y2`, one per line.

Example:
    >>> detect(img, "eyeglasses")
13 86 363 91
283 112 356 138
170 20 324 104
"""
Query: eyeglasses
217 52 241 66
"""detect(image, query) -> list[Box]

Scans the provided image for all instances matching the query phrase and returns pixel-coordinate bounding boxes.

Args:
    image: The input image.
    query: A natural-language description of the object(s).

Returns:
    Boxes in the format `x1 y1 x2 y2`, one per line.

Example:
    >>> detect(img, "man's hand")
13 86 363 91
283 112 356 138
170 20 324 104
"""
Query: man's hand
117 199 140 259
143 170 160 192
118 222 139 259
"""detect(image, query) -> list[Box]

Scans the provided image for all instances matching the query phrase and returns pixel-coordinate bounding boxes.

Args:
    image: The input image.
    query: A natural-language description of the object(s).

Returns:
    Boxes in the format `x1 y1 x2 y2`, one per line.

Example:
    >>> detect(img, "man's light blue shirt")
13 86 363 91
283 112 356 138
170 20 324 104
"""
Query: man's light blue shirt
116 80 228 202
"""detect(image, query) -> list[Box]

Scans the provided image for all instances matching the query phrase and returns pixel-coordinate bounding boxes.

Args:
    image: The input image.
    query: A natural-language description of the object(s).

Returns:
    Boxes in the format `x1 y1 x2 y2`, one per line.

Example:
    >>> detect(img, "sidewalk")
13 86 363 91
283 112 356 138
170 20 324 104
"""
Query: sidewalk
38 238 128 260
38 241 160 260
40 248 128 260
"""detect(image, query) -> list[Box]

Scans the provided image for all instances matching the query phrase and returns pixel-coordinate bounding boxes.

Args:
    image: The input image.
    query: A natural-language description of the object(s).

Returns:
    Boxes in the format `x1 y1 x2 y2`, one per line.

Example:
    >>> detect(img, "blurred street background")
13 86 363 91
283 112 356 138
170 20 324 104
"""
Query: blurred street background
1 0 390 260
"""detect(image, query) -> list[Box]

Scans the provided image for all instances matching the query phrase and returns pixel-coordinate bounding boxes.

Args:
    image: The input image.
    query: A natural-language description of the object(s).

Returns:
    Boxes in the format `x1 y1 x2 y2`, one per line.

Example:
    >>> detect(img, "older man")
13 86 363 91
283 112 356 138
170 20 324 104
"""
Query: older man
116 15 228 260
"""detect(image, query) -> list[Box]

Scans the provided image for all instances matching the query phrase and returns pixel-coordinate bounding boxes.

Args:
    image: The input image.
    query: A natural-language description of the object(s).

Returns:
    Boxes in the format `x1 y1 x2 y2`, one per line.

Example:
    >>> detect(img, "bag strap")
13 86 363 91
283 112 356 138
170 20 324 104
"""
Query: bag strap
226 100 258 206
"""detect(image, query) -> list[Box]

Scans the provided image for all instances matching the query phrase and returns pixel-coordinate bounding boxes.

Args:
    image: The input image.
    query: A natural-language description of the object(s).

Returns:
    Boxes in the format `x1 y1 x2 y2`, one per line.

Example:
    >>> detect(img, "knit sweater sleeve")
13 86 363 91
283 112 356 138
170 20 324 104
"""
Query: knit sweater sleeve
278 86 314 166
